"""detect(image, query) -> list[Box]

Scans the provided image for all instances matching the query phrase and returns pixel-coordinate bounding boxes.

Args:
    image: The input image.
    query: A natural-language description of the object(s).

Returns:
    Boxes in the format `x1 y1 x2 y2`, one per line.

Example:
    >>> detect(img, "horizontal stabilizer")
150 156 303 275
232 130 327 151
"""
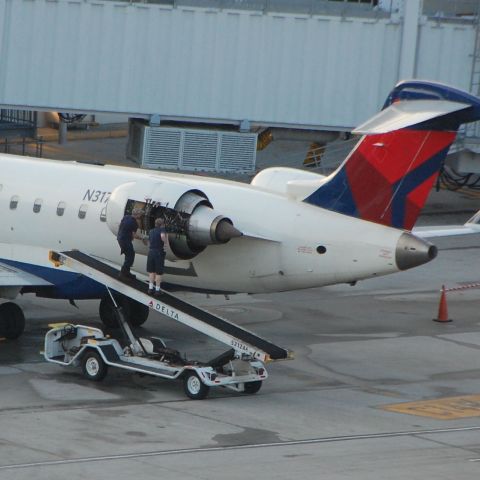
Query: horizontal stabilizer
353 100 469 135
413 210 480 238
413 225 480 238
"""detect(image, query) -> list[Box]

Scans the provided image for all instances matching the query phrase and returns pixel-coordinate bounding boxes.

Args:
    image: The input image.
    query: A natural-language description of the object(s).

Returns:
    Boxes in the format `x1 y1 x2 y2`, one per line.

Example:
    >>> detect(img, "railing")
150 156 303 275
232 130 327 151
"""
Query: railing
0 109 36 127
0 137 44 158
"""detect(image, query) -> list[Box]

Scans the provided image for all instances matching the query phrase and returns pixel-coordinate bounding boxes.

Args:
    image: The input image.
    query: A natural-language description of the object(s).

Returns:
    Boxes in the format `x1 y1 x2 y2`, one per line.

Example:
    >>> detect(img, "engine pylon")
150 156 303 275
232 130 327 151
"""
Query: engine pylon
433 285 452 323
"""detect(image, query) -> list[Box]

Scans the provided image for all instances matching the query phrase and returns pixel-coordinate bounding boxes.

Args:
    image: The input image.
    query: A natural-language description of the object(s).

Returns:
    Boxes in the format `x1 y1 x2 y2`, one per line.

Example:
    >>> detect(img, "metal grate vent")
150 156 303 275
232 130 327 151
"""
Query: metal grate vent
182 131 218 170
144 129 181 168
219 134 257 172
135 124 257 173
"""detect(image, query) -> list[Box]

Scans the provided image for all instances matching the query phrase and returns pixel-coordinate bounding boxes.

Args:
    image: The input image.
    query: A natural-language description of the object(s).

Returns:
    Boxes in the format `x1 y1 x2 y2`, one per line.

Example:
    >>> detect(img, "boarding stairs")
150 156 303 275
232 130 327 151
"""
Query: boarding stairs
49 250 292 364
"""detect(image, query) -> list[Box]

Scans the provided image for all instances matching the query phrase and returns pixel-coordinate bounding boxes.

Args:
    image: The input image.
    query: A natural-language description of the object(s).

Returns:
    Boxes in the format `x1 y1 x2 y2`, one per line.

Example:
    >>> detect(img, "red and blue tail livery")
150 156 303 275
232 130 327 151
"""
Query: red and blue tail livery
304 81 480 230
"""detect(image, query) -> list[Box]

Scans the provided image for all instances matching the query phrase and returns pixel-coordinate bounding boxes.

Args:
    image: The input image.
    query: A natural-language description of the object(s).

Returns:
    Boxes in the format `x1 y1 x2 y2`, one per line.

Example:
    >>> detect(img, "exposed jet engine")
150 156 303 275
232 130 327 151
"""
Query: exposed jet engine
106 180 241 259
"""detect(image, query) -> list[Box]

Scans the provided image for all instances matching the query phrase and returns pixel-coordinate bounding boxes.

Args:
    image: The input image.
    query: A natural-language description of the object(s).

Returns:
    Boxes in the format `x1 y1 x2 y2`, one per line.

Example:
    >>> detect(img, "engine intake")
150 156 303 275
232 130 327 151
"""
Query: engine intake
106 181 241 260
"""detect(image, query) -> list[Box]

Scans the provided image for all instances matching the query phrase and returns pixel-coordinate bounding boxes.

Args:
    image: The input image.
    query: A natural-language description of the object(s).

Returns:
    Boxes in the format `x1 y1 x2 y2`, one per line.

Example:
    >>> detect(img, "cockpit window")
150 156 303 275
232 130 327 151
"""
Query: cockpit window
57 201 66 216
33 198 43 213
9 195 19 210
78 204 88 219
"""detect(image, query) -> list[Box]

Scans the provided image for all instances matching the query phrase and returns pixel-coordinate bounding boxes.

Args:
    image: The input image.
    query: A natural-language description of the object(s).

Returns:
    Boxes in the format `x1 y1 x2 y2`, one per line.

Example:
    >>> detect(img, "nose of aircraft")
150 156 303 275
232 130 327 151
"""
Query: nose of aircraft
395 232 438 271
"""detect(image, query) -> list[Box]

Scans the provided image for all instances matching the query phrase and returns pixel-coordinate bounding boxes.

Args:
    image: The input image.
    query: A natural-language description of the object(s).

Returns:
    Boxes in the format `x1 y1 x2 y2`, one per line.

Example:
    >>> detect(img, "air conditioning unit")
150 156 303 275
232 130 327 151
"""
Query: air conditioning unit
127 120 257 174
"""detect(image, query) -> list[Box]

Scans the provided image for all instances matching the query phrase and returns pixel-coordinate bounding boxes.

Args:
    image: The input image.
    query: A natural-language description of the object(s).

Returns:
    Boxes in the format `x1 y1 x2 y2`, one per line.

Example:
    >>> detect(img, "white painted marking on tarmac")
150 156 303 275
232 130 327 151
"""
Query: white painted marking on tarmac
1 425 480 471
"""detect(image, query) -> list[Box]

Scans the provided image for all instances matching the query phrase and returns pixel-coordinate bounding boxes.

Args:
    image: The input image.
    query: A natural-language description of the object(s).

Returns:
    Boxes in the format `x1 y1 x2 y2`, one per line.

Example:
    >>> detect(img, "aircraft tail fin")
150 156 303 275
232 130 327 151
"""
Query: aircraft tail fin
304 81 480 230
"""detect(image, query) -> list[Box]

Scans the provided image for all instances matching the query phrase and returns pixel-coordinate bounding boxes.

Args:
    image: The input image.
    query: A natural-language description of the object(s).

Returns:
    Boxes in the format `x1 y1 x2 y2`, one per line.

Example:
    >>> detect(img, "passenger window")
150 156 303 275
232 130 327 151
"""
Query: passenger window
100 207 107 222
33 198 43 213
57 201 66 216
9 195 19 210
78 204 88 219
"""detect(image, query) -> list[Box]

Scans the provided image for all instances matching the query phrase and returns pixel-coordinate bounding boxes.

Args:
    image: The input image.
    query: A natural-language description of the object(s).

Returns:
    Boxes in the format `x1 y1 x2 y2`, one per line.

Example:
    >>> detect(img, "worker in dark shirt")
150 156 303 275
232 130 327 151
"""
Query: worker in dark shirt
117 207 144 280
147 217 167 296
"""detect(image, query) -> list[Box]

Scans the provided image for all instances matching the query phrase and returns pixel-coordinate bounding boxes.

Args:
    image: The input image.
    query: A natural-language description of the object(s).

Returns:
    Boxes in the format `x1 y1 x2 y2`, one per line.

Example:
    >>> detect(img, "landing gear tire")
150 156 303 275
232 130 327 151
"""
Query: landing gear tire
122 298 149 327
0 302 25 339
99 295 120 328
243 381 262 395
81 350 108 381
99 294 149 328
183 371 210 400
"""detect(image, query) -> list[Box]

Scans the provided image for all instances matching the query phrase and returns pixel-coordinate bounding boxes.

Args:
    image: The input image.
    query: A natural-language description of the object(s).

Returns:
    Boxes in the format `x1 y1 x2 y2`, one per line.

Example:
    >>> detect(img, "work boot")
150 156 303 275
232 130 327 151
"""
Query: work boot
118 268 136 280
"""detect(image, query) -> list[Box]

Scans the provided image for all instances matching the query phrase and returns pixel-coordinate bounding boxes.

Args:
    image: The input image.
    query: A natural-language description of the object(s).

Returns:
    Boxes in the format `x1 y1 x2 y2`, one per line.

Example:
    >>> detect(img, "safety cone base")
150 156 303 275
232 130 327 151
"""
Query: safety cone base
433 318 452 323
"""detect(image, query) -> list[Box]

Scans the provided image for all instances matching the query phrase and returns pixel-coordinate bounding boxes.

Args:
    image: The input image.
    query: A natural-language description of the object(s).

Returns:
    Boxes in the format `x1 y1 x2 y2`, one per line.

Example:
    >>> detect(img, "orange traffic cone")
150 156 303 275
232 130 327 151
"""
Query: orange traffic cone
433 285 452 323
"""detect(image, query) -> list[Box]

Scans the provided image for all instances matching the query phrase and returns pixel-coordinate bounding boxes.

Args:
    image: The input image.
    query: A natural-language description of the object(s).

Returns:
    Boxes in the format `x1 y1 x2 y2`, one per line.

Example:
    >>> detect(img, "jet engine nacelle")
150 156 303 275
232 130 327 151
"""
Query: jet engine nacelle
106 180 241 260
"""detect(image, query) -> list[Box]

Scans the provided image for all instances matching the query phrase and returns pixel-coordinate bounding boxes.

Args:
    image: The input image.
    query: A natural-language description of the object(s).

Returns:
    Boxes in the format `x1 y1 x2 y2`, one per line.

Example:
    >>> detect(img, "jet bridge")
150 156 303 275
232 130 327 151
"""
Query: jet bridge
46 250 292 398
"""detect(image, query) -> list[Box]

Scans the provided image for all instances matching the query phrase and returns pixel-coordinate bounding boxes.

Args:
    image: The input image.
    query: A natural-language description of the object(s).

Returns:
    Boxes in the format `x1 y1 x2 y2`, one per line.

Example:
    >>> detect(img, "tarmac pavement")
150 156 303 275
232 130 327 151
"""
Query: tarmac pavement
1 133 480 479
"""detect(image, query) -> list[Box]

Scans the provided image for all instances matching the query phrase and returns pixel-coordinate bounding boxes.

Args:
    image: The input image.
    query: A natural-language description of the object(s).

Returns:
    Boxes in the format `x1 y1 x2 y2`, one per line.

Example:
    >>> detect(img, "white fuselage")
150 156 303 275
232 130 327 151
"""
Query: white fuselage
0 154 407 294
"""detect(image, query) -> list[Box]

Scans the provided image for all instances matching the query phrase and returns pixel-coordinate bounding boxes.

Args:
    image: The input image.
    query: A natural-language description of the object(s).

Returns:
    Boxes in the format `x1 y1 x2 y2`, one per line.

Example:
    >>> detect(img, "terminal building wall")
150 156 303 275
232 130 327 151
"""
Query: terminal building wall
0 0 475 131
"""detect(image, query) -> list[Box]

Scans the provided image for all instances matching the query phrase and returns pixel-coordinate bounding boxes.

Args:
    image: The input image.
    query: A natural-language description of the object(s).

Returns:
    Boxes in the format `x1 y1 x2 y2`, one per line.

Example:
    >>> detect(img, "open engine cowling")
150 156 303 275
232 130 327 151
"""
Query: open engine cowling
106 179 241 260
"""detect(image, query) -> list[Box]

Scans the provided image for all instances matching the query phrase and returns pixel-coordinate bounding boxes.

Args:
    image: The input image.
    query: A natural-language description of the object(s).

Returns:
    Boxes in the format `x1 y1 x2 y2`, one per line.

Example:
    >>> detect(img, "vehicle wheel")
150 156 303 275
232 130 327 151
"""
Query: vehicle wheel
99 294 120 328
99 295 149 328
81 350 108 381
183 371 209 400
0 302 25 339
243 381 262 395
122 298 149 327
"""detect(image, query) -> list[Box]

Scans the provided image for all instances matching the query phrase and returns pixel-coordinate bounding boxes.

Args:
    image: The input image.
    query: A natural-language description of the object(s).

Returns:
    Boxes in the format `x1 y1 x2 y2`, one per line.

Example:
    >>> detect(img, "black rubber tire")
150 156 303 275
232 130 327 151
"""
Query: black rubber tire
81 350 108 381
243 381 262 395
122 298 149 327
99 295 120 328
0 302 25 339
99 294 149 328
183 371 210 400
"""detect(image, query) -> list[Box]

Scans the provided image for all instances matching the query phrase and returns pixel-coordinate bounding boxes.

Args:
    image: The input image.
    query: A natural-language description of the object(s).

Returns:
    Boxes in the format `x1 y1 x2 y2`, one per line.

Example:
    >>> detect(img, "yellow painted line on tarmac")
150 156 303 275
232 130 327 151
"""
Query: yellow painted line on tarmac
381 394 480 419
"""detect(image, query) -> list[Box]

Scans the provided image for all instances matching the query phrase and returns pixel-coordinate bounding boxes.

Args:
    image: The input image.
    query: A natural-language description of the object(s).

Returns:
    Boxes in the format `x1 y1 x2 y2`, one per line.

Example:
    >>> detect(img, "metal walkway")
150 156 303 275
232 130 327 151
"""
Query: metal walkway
50 250 292 363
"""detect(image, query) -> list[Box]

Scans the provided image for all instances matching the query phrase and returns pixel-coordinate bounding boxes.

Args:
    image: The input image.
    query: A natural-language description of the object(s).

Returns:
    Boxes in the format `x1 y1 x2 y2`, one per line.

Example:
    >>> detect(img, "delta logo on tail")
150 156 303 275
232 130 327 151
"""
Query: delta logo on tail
304 80 480 230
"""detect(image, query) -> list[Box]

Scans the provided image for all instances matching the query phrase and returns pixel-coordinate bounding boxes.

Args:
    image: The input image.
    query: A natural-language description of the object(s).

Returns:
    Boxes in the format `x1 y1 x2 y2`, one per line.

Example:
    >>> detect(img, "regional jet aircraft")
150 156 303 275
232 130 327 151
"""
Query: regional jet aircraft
1 80 479 339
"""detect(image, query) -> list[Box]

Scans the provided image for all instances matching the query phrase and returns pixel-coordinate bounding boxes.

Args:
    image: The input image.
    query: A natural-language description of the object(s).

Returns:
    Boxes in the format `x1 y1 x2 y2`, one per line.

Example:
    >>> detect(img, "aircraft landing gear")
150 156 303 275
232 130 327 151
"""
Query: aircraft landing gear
0 302 25 339
99 293 149 328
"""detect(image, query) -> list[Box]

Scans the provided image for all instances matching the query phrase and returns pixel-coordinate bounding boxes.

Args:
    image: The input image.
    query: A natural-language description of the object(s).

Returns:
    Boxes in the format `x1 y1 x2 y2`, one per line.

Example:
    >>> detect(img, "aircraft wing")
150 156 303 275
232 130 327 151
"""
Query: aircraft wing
0 261 52 286
413 210 480 238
